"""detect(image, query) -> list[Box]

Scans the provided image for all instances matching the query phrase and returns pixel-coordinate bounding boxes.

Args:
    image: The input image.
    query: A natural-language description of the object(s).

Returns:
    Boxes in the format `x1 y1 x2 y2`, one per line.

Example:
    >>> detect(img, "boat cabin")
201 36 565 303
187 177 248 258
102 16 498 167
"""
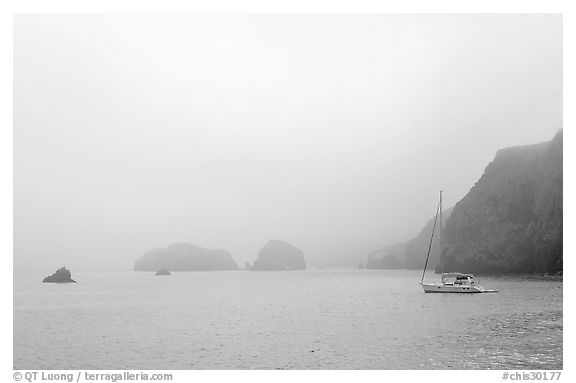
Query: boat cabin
441 272 479 286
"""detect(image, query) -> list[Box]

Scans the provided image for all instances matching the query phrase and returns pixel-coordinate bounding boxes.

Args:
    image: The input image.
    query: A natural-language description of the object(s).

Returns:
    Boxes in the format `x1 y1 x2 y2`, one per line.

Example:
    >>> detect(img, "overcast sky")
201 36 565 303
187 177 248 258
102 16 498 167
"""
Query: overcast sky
14 14 562 271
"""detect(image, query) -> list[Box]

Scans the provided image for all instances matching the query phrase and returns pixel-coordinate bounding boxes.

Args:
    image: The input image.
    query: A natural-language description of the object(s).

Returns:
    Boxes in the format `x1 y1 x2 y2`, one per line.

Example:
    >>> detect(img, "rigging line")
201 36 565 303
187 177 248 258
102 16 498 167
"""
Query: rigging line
439 190 443 275
421 198 441 284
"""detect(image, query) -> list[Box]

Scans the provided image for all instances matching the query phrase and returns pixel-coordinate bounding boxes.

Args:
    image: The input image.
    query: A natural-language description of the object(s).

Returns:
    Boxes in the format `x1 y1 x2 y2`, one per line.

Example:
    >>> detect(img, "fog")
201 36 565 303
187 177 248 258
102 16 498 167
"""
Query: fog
14 14 562 271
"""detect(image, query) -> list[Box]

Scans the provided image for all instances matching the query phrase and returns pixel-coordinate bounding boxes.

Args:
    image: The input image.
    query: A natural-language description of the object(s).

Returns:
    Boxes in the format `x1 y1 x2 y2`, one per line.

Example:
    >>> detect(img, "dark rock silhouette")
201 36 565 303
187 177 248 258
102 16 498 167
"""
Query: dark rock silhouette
155 268 171 276
252 240 306 270
42 267 76 283
134 243 239 271
441 130 562 274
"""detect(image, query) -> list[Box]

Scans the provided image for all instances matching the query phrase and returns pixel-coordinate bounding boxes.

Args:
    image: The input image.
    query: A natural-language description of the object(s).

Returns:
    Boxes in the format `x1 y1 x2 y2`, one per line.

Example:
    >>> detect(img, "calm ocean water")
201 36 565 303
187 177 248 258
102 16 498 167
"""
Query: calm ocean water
13 269 562 370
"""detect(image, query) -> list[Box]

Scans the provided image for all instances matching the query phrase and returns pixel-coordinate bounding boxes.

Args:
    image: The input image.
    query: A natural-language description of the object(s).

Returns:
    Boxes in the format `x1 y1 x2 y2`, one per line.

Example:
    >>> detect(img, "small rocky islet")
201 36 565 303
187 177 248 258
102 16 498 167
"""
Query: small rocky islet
42 267 76 283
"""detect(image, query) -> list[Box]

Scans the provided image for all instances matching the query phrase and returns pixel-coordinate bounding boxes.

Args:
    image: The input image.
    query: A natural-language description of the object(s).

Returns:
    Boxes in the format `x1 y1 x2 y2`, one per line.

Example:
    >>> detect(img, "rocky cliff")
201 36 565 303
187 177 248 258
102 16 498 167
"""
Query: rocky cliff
134 243 239 271
441 131 562 274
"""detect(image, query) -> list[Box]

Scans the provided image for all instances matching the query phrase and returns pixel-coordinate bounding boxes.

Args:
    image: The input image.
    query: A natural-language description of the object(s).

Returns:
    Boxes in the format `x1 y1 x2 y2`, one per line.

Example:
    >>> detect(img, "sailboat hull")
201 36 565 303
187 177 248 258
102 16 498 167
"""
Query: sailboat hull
420 282 485 293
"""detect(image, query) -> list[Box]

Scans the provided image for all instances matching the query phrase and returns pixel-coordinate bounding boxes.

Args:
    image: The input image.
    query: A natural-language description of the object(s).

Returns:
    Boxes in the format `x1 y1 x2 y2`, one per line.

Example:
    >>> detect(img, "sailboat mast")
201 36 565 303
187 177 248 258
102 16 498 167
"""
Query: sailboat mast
440 190 443 275
420 197 441 284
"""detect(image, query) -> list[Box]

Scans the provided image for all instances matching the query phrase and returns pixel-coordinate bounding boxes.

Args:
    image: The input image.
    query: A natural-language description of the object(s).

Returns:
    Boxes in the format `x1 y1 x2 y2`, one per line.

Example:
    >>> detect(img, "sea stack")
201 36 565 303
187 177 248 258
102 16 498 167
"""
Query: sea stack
252 240 306 271
42 267 77 283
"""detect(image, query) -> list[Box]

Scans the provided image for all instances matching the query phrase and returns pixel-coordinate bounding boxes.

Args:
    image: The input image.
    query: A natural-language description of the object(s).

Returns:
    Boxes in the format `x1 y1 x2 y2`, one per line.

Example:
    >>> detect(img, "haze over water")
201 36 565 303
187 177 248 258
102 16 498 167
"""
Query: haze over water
14 270 562 370
14 14 562 271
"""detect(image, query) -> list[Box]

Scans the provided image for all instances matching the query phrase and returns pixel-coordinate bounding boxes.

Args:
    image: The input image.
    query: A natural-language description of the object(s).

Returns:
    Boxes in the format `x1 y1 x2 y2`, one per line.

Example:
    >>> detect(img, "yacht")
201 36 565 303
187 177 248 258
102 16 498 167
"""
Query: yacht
419 191 497 293
420 272 489 293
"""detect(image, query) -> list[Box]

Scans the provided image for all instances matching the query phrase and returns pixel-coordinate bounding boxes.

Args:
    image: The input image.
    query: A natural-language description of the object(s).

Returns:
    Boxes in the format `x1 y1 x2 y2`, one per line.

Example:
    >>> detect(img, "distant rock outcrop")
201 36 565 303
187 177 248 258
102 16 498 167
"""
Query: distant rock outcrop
43 267 76 283
155 268 171 276
365 208 452 270
366 252 404 269
252 240 306 270
365 241 407 270
403 207 453 270
441 131 563 274
134 243 239 271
